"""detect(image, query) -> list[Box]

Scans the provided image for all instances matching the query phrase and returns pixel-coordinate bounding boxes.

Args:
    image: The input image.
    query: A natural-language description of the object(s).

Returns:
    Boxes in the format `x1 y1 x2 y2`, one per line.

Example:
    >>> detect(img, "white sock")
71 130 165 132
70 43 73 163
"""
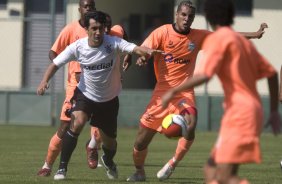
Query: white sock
88 135 96 149
42 161 51 169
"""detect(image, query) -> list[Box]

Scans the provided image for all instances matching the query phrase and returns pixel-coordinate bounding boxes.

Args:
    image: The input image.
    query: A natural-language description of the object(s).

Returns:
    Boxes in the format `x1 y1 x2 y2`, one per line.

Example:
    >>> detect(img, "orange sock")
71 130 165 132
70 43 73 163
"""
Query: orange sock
45 133 62 166
174 137 194 162
133 147 148 170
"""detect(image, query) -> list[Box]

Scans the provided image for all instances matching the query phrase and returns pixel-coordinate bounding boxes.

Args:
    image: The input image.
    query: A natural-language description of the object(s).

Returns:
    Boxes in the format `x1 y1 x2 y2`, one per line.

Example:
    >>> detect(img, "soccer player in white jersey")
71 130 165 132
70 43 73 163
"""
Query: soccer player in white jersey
37 11 162 181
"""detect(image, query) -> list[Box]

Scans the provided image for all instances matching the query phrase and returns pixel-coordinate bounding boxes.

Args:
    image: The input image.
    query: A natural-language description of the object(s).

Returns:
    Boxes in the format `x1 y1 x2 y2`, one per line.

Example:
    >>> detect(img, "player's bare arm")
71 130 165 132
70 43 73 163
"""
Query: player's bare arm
134 47 164 67
265 72 281 135
133 46 163 66
162 74 209 108
37 63 59 95
239 22 268 39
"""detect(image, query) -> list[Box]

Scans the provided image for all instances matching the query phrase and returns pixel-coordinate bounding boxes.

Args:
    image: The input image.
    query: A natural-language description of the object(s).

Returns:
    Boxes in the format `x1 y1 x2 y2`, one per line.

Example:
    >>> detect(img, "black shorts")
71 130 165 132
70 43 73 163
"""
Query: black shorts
72 87 119 138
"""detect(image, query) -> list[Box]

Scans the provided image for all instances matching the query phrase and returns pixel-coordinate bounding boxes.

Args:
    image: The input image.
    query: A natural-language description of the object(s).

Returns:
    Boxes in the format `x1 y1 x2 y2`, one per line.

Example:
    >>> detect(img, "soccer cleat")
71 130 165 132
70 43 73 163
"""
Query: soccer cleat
37 168 51 177
157 162 175 181
280 160 282 170
54 169 67 180
86 146 99 169
101 155 118 179
126 170 146 182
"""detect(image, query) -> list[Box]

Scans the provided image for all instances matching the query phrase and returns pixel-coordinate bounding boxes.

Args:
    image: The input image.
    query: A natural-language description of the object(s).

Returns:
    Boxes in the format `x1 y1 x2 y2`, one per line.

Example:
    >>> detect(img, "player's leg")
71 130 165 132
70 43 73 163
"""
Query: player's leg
216 163 250 184
37 97 72 177
54 110 89 180
92 96 119 179
126 126 157 182
54 88 90 180
85 126 102 169
204 157 217 183
157 107 197 181
99 129 118 179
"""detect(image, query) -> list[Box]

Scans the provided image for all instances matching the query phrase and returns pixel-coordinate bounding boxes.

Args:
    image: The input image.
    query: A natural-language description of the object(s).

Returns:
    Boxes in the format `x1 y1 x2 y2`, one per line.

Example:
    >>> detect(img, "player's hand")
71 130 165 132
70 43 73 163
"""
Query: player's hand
37 82 49 95
256 23 268 39
161 90 175 108
122 54 132 72
265 111 281 136
136 56 148 66
148 49 164 57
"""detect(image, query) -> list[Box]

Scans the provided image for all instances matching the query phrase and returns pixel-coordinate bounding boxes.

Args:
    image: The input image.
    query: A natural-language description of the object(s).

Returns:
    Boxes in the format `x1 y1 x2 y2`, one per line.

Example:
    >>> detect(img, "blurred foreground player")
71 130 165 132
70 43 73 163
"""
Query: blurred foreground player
162 0 281 183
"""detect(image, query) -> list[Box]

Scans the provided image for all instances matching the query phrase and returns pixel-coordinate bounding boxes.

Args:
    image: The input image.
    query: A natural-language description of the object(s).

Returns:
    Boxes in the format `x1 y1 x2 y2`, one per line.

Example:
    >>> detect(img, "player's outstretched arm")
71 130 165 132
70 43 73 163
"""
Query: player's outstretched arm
266 72 281 135
133 46 163 66
162 74 209 108
37 63 59 96
239 23 268 39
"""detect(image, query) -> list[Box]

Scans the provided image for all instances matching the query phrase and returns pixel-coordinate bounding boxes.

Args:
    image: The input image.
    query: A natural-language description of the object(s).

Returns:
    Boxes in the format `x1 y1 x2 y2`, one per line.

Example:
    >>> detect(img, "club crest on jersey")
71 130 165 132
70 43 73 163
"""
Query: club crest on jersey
105 44 112 54
188 42 195 51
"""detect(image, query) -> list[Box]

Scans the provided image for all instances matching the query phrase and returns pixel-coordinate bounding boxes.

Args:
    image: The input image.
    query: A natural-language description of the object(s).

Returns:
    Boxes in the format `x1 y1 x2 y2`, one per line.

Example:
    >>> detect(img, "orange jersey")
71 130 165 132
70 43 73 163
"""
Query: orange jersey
51 21 87 91
142 24 210 105
197 27 276 136
196 27 276 163
140 24 210 131
110 25 124 38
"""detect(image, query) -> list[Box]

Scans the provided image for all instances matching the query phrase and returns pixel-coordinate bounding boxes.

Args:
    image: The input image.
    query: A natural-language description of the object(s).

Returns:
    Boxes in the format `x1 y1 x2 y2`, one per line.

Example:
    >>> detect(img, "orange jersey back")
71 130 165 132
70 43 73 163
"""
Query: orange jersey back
110 25 124 38
51 21 87 88
142 24 210 96
197 27 276 135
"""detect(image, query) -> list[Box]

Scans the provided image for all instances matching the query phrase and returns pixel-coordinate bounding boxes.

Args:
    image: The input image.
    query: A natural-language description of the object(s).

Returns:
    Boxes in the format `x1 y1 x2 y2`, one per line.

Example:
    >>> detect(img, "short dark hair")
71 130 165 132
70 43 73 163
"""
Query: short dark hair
84 11 106 28
204 0 234 26
79 0 95 8
177 1 195 12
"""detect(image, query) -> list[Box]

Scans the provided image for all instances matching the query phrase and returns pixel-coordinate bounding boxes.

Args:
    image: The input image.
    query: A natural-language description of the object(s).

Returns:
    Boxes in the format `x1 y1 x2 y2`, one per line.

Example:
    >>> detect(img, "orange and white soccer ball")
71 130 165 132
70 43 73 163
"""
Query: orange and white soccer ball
161 114 188 138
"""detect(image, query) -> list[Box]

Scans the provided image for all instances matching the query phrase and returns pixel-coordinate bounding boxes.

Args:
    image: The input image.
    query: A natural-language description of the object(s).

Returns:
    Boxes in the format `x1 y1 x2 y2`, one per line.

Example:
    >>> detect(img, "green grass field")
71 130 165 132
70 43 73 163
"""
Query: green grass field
0 125 281 184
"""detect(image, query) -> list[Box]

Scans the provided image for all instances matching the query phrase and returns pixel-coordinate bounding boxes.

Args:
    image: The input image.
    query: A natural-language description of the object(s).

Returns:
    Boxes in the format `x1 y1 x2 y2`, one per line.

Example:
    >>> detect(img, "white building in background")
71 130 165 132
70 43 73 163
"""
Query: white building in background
0 0 281 95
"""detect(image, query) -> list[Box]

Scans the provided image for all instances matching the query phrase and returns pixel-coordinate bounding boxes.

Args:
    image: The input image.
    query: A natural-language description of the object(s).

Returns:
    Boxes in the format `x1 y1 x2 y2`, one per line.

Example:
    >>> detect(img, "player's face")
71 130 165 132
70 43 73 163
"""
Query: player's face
79 0 96 19
87 19 105 47
175 5 195 33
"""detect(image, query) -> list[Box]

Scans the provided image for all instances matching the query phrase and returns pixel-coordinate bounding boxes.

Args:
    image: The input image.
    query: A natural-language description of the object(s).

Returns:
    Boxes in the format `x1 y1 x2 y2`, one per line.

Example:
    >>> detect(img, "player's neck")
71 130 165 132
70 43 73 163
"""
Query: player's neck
173 23 190 35
88 38 103 48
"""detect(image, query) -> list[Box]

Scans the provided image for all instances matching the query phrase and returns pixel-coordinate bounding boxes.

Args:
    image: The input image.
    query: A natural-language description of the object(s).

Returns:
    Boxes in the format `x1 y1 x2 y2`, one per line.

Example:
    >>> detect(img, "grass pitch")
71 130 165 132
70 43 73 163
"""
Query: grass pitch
0 125 281 184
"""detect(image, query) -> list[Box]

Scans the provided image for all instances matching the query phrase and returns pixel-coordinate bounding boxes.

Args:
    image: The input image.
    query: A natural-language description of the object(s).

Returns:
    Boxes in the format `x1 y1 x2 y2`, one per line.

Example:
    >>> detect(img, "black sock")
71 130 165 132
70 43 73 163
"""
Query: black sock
59 129 79 170
102 144 117 165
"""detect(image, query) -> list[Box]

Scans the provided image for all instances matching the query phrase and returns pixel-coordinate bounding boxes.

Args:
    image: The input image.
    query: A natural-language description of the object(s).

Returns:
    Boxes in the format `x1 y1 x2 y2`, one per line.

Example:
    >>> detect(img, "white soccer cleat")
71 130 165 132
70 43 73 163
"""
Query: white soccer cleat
54 169 67 180
157 162 175 181
280 160 282 170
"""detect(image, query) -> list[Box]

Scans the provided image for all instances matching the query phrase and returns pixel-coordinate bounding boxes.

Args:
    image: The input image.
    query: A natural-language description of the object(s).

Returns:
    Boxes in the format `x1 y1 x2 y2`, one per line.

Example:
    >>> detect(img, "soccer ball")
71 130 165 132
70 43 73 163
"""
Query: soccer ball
161 114 188 138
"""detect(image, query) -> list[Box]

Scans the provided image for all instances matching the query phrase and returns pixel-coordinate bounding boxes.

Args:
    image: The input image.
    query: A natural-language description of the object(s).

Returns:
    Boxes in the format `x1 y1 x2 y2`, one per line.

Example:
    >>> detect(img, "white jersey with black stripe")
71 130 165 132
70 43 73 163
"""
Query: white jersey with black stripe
53 35 136 102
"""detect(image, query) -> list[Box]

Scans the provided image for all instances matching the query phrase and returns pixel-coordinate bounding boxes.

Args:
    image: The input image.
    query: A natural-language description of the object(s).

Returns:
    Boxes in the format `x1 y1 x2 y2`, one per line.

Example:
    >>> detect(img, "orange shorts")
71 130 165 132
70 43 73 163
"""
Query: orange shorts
211 133 261 164
59 95 73 121
140 96 196 132
60 86 76 121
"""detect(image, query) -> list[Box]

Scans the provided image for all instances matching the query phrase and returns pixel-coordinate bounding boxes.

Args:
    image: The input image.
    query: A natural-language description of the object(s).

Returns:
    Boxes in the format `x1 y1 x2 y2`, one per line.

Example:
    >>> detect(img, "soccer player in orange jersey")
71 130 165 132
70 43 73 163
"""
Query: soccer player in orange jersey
37 0 96 177
161 0 281 183
127 0 270 182
86 11 132 168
